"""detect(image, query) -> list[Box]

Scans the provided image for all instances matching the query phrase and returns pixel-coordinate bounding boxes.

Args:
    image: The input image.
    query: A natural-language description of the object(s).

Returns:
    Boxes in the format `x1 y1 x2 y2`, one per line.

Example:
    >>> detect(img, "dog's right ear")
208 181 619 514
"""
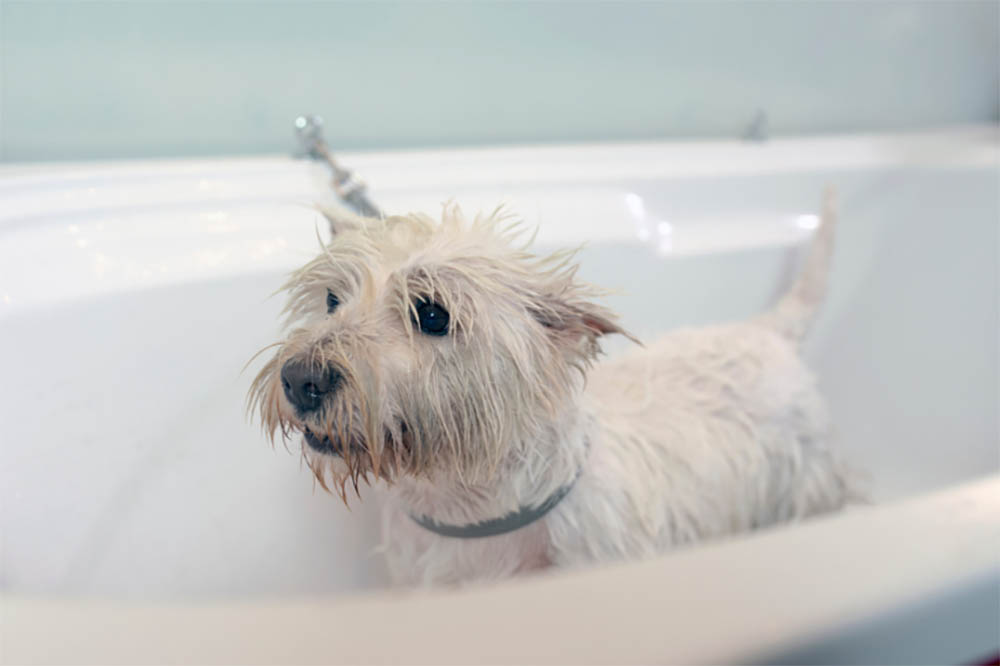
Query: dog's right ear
317 204 367 236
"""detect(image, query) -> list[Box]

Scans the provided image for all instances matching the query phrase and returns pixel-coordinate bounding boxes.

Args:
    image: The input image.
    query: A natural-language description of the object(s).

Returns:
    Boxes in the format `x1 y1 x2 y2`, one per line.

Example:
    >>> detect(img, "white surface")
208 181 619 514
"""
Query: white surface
1 128 998 661
2 126 995 311
4 476 999 665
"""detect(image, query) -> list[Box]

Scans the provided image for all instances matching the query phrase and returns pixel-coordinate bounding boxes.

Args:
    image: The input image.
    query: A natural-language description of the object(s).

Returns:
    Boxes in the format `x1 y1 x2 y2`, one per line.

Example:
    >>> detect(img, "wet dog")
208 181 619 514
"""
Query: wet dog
250 192 856 585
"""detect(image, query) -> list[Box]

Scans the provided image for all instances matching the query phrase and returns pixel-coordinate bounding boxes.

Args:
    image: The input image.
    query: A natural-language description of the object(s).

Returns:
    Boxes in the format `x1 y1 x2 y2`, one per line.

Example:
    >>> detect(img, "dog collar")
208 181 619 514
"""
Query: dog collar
409 472 581 539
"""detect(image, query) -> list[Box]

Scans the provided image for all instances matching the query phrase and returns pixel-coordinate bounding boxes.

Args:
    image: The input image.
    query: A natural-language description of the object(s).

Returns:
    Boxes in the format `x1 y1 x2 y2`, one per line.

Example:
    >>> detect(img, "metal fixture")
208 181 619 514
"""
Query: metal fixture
294 115 382 218
742 109 769 142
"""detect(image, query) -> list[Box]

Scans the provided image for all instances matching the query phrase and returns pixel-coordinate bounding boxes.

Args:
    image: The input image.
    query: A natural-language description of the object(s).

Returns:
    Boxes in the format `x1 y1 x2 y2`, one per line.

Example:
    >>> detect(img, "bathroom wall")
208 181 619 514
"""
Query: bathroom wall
1 0 997 162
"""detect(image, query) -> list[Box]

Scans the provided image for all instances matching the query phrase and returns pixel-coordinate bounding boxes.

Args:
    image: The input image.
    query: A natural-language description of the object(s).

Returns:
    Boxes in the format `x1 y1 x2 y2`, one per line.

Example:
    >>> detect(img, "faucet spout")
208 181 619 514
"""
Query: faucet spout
294 114 383 219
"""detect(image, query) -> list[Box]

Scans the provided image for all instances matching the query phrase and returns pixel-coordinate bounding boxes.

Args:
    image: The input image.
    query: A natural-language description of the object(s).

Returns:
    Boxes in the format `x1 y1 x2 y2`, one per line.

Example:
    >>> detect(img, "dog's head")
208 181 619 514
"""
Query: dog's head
249 205 629 497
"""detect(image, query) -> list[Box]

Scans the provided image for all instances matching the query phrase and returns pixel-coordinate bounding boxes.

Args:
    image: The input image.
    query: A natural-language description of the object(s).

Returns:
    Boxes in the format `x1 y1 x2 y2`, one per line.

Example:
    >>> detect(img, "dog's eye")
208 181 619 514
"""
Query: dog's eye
413 298 449 336
326 291 340 314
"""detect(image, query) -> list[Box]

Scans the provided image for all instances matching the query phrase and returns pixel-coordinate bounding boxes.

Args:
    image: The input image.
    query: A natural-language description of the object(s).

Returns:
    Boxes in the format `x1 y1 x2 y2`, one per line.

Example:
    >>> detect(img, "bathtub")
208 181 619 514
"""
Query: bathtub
1 126 998 664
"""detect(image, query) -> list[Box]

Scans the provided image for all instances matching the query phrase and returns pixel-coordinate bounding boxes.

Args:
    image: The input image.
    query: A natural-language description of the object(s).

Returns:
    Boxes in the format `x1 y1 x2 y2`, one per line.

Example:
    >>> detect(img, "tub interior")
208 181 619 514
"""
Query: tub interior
1 145 997 600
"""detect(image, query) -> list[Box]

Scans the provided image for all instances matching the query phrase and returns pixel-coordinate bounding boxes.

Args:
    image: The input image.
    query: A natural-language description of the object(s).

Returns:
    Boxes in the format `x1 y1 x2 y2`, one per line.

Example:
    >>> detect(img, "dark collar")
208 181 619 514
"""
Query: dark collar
409 471 582 539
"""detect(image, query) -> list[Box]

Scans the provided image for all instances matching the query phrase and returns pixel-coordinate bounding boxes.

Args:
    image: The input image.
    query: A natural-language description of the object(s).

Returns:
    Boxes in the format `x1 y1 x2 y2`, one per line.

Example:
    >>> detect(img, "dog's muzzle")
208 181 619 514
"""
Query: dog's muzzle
280 358 343 414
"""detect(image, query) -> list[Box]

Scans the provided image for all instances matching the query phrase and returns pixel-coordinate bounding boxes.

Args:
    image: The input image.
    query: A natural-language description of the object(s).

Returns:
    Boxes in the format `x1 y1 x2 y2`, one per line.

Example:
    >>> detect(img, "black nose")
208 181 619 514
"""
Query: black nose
280 359 343 414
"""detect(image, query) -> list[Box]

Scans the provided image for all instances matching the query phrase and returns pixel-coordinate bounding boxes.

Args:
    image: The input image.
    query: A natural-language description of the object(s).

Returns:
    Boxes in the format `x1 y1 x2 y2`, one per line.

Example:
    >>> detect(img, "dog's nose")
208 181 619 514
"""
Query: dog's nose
280 359 343 413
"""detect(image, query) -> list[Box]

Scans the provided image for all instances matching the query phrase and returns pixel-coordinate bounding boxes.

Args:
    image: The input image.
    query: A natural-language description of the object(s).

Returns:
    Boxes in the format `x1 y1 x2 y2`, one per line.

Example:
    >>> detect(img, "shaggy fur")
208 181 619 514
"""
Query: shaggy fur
249 192 856 586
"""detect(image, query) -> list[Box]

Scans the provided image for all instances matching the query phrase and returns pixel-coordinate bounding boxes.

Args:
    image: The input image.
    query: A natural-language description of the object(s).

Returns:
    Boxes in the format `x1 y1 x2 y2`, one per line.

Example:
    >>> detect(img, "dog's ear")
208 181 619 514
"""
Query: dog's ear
317 204 367 236
529 295 638 355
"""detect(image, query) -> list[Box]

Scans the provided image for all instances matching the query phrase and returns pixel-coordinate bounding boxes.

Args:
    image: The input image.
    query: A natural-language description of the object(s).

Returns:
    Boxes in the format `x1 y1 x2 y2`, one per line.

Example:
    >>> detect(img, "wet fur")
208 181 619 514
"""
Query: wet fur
250 194 858 585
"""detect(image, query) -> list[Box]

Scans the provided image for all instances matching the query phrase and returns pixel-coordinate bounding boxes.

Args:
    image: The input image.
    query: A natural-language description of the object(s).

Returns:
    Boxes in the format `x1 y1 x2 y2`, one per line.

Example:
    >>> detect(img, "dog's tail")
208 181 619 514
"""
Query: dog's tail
758 187 837 343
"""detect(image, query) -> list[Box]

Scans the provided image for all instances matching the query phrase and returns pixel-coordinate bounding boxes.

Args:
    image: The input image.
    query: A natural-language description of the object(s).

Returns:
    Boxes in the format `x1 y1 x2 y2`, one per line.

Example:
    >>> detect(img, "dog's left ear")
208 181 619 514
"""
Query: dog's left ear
317 204 368 236
529 295 638 355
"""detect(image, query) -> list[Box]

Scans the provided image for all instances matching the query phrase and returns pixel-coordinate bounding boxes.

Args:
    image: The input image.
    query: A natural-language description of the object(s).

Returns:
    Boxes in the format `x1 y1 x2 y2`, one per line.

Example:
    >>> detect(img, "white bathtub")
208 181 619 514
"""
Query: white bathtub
1 127 998 663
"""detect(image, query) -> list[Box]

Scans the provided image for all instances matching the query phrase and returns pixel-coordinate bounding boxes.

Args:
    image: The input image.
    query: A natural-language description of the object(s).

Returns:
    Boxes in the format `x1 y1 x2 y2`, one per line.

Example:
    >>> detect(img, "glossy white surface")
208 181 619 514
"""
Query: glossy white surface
5 477 999 665
1 128 998 662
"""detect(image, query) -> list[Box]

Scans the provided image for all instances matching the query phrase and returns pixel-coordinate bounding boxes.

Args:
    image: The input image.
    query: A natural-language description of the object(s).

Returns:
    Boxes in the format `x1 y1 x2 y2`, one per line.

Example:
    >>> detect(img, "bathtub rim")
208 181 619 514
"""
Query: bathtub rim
3 474 998 665
0 124 996 190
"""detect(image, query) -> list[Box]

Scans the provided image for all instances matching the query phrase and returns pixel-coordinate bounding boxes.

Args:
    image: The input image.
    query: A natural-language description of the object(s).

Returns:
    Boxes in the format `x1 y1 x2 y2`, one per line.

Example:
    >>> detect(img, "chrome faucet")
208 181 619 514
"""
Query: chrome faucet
294 115 382 219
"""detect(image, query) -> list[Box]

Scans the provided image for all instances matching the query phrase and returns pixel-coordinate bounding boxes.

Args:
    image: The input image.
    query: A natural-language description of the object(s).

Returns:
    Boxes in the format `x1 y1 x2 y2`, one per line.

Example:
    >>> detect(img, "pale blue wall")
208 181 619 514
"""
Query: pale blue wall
2 1 997 161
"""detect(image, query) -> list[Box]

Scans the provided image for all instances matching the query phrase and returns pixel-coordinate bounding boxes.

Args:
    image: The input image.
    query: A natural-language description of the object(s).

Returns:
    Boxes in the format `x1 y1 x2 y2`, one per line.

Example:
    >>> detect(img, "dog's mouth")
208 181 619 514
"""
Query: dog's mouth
303 429 344 456
300 422 412 469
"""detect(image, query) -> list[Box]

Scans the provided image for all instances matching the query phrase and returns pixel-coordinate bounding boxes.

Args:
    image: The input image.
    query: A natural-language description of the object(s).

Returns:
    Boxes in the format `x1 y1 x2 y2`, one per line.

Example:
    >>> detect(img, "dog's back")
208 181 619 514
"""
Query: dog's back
550 190 855 565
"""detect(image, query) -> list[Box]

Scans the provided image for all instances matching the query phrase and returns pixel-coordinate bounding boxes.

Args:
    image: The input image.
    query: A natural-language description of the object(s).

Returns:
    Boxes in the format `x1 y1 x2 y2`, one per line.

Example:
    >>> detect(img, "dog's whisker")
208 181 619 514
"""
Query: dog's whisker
242 341 283 376
350 468 361 498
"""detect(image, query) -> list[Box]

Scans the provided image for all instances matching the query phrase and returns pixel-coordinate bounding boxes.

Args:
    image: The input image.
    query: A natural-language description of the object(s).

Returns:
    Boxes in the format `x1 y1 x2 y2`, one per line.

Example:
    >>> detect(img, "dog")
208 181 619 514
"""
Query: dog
249 191 857 586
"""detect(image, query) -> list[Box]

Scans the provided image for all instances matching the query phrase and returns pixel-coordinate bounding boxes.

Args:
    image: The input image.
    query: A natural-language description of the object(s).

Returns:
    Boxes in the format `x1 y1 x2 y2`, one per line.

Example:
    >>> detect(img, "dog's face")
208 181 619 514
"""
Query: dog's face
249 206 626 497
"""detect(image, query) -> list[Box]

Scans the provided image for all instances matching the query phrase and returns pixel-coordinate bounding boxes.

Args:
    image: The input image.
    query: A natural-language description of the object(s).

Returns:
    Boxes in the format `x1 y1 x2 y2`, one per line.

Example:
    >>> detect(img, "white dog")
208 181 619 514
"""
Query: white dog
250 191 856 586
